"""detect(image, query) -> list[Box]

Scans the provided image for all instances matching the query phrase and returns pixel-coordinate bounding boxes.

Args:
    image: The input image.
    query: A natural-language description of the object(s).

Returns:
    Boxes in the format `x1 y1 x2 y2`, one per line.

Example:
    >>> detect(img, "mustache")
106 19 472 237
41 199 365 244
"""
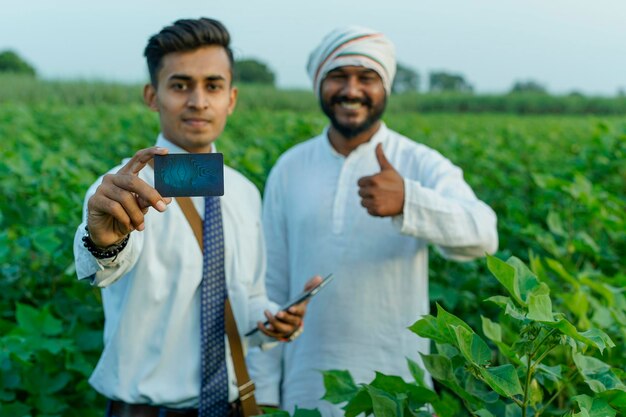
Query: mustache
331 96 372 106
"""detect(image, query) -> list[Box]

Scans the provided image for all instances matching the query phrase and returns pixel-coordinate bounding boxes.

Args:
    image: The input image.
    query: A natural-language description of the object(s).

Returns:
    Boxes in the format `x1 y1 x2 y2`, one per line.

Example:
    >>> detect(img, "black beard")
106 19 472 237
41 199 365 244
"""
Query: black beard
321 95 387 139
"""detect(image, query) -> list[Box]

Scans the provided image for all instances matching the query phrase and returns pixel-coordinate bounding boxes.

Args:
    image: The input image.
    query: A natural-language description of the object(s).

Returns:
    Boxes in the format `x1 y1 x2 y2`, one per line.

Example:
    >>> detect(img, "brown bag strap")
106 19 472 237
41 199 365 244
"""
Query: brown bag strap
176 196 260 416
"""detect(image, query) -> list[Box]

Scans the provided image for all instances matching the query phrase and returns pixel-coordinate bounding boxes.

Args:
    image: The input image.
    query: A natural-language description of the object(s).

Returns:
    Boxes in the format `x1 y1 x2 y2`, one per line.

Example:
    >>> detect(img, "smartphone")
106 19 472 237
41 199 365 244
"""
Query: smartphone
245 273 333 336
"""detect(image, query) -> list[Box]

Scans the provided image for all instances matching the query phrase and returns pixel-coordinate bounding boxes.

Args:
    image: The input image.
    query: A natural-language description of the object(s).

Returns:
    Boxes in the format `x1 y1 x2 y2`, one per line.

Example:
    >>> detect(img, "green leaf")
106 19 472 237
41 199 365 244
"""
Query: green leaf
546 211 566 236
579 276 617 305
0 335 31 362
406 358 427 387
33 394 68 414
486 255 524 306
573 231 601 255
565 290 591 325
436 304 472 331
435 304 473 346
475 410 496 417
420 354 454 383
430 391 461 417
484 295 510 307
420 354 477 405
33 335 73 355
409 315 448 344
293 407 322 417
485 296 525 321
507 256 541 302
478 365 523 398
504 402 522 417
0 402 31 417
23 369 72 395
572 394 617 417
366 385 403 417
31 226 63 255
66 351 95 377
15 303 63 336
526 283 555 322
410 305 473 347
343 388 372 417
481 316 502 343
532 173 566 189
536 364 562 383
544 258 579 287
453 326 491 366
321 370 359 404
580 329 615 352
371 372 412 394
544 319 613 353
601 389 626 411
465 377 500 404
573 353 626 393
370 372 437 405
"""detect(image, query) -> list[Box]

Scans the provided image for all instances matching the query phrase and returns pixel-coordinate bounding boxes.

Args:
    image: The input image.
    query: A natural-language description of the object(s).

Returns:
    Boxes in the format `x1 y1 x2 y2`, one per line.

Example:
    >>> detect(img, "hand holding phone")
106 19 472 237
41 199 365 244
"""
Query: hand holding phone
245 273 333 336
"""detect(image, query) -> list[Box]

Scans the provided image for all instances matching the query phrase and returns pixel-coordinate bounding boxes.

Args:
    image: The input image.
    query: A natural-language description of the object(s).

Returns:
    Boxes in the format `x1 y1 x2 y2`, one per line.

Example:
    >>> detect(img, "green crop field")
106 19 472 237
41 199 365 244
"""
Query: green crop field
1 78 625 416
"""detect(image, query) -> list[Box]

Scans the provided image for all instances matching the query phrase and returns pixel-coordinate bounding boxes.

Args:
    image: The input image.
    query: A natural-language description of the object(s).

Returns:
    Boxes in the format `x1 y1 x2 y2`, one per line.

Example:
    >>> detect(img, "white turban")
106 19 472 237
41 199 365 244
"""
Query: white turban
307 25 396 97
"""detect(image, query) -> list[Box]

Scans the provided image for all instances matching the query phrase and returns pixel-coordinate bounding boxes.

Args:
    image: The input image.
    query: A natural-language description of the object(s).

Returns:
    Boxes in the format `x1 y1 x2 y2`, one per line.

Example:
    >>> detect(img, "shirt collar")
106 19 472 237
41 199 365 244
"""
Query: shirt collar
155 134 217 154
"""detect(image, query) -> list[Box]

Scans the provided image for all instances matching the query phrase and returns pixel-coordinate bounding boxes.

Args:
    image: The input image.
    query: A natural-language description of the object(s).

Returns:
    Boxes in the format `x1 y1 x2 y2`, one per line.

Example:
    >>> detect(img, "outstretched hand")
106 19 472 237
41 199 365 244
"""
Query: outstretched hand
86 146 172 247
357 143 405 217
259 275 323 341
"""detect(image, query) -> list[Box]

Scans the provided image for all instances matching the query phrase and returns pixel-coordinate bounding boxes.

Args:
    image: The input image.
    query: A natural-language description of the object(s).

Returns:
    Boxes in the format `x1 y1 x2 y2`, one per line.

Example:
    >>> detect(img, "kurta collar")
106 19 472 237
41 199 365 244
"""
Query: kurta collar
321 122 389 159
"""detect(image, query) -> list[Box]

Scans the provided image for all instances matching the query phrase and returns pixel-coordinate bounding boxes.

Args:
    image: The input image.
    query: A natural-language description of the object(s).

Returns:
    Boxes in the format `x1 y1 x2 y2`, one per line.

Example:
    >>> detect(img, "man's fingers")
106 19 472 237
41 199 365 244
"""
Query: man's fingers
100 186 147 231
303 275 323 292
138 195 172 211
89 194 133 230
360 196 373 207
375 143 392 171
275 309 303 324
259 310 302 338
109 174 168 213
118 146 169 176
358 187 373 198
357 176 374 188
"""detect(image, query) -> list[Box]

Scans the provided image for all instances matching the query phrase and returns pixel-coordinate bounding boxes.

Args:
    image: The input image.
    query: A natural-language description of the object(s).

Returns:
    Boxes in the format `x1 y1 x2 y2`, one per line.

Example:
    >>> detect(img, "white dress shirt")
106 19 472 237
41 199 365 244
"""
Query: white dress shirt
247 123 498 415
73 135 277 408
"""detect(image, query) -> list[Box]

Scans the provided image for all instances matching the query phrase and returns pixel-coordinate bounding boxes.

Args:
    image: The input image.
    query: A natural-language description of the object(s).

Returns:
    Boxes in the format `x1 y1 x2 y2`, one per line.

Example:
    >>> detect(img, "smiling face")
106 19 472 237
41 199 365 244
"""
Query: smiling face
320 66 387 140
143 45 237 153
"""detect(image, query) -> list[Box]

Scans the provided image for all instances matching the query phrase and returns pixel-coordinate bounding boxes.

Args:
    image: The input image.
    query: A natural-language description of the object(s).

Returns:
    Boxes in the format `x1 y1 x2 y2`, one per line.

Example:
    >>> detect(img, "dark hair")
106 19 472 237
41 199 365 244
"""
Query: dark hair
144 17 234 86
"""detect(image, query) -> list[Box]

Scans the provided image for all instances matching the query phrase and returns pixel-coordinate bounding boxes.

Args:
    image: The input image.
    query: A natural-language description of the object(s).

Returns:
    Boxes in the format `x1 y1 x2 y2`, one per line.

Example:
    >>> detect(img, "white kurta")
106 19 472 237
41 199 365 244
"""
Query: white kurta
247 123 498 415
74 135 276 408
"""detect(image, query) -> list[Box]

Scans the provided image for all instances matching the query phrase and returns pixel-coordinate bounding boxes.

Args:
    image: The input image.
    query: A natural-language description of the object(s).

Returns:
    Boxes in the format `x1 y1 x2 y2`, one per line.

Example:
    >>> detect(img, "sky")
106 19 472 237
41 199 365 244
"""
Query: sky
1 0 625 95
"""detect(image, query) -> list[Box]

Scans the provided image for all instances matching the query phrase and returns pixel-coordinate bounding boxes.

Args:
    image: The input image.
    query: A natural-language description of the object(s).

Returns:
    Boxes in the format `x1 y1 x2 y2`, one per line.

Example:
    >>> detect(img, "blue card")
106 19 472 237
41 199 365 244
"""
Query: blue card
153 153 224 197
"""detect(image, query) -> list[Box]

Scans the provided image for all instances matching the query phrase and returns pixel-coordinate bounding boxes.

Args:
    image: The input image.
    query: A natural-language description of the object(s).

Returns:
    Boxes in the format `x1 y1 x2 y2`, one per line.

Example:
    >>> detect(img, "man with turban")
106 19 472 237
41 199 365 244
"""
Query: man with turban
248 26 499 415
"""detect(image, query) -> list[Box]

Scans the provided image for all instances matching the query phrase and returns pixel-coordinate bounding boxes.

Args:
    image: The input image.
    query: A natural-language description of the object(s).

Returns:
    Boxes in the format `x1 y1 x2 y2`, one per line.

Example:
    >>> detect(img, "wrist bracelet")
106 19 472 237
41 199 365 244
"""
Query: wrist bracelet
82 226 129 259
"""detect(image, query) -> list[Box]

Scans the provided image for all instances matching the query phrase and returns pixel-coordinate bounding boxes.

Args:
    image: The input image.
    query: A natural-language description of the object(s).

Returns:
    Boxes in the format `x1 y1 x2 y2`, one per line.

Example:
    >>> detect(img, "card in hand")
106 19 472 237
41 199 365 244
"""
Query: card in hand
153 153 224 197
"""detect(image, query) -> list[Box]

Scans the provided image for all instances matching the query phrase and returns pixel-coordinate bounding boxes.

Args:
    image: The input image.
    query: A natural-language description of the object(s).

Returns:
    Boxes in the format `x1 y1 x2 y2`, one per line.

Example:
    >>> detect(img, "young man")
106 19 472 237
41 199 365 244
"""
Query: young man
73 18 318 417
247 26 499 415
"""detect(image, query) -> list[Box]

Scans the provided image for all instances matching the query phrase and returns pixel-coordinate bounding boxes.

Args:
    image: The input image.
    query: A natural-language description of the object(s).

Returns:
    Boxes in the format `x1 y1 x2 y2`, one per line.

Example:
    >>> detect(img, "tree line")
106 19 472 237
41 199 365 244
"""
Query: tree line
1 50 623 97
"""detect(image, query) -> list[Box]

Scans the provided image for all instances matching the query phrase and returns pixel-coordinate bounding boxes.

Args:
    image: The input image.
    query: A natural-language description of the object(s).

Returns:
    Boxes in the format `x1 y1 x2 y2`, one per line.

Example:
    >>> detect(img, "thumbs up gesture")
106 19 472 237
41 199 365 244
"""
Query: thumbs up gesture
357 143 405 217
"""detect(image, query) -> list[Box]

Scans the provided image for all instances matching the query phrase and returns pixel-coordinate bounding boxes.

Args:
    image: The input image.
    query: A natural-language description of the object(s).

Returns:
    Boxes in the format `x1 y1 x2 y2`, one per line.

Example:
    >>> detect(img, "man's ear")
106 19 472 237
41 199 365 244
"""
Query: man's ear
143 83 158 111
227 86 238 115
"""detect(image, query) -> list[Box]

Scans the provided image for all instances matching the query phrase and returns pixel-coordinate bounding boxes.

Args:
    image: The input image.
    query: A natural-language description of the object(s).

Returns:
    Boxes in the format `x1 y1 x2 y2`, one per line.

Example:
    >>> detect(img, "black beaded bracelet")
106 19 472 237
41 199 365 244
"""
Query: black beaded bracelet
82 226 130 259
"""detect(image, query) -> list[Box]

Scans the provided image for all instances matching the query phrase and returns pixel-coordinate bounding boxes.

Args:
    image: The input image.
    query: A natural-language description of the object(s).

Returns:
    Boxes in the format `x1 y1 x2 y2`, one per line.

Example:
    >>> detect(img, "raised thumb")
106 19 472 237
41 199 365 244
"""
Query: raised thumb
375 143 392 170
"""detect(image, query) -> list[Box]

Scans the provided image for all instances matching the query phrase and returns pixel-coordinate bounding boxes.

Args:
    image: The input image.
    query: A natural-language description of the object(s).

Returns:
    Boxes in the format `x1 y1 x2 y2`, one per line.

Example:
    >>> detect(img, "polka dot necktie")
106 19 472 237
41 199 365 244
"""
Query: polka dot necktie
199 196 229 417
